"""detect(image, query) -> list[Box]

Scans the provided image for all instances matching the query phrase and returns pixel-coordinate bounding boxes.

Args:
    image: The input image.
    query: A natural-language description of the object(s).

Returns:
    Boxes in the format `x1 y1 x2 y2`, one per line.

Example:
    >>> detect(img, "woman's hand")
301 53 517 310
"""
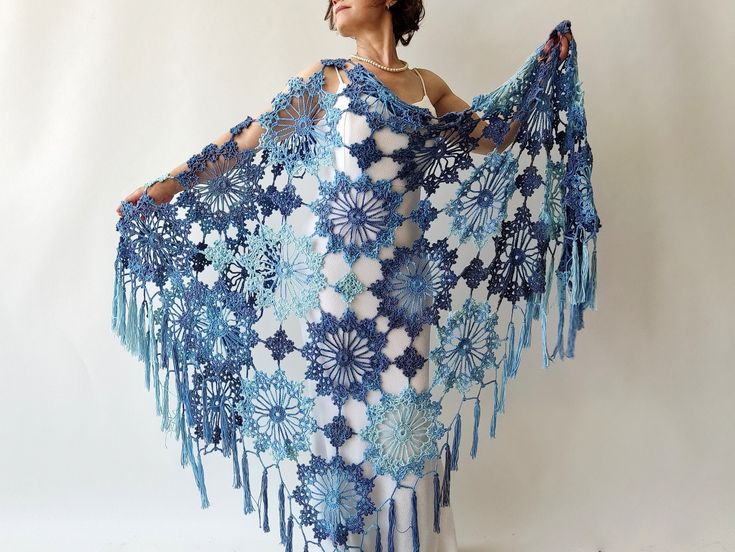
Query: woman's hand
538 29 573 63
115 178 179 217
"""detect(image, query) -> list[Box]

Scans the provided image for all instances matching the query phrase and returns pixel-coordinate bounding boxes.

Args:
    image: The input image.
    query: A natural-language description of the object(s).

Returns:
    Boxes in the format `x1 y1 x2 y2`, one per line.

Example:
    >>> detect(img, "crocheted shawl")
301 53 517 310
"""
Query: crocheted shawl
112 19 599 551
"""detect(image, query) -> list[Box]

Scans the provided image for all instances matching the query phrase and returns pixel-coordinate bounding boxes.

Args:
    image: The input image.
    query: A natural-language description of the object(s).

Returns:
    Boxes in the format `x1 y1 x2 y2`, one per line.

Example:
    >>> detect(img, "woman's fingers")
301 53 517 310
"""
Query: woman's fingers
537 30 574 62
116 186 145 217
538 32 559 62
115 183 176 217
560 33 569 61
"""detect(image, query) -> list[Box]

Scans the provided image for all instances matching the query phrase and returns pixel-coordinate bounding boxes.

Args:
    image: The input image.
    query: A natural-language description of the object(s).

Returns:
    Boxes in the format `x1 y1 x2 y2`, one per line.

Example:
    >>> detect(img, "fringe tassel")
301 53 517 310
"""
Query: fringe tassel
577 237 589 305
220 401 231 455
585 236 598 309
470 399 481 458
432 471 440 532
540 303 550 368
387 497 396 552
160 311 170 366
154 342 167 417
279 480 287 544
440 444 452 507
498 344 508 413
411 487 420 552
521 296 535 349
111 270 121 334
241 450 255 514
136 298 147 360
115 274 128 341
504 319 516 378
192 446 210 509
541 254 555 367
180 357 194 428
143 306 151 386
506 315 524 379
179 408 190 468
569 238 579 307
260 467 270 532
174 396 183 440
554 272 567 360
172 345 183 427
144 309 157 390
490 381 499 438
285 515 294 552
567 304 581 358
450 413 461 471
376 521 383 551
160 369 170 431
232 440 242 489
139 301 153 372
125 286 139 355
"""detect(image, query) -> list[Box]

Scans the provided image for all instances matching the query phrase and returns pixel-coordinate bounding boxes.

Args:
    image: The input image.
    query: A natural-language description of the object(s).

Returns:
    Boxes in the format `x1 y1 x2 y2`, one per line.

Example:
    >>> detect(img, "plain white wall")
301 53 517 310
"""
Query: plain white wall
0 0 733 550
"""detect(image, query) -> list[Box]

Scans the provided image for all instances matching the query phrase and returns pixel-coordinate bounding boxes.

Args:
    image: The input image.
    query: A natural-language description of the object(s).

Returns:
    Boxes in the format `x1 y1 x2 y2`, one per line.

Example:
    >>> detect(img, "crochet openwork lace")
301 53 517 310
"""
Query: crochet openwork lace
113 19 599 551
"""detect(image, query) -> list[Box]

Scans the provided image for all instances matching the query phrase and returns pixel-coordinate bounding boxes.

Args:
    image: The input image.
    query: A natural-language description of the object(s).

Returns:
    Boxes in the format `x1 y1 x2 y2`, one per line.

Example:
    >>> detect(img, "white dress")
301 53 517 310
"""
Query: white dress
297 64 460 552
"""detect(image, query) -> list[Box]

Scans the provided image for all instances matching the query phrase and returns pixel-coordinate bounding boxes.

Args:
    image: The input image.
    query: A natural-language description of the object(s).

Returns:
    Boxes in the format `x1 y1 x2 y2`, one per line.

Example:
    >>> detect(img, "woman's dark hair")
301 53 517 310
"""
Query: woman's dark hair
324 0 425 46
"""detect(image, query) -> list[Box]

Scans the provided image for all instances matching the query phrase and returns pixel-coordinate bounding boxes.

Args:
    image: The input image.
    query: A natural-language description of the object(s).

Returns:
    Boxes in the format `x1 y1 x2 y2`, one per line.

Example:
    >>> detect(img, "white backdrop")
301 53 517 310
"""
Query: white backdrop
1 1 733 550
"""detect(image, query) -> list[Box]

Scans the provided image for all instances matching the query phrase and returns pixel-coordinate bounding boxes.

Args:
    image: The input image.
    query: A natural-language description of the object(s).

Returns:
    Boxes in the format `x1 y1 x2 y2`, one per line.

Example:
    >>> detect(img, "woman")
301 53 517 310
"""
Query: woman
113 2 585 552
116 0 571 215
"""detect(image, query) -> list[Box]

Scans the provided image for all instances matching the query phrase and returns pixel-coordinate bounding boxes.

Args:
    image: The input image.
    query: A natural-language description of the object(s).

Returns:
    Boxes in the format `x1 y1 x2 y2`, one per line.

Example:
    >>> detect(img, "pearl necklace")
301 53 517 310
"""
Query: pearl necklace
350 54 409 72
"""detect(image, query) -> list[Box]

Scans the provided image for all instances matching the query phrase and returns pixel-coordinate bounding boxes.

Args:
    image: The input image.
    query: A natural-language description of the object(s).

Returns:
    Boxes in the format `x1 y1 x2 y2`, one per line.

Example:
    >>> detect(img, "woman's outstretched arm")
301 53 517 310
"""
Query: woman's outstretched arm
423 68 520 155
116 61 327 216
422 28 572 156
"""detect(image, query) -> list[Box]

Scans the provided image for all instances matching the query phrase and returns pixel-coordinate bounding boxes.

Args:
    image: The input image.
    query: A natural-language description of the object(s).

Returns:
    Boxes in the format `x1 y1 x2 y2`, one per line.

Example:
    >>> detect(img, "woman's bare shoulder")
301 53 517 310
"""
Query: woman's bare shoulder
412 67 453 104
297 60 329 80
297 60 342 93
413 67 473 117
270 60 336 94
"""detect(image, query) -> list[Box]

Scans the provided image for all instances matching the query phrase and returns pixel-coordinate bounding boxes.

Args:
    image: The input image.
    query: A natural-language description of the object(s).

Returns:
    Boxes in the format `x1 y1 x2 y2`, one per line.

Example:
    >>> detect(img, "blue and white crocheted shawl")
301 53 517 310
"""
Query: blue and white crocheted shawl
112 19 599 552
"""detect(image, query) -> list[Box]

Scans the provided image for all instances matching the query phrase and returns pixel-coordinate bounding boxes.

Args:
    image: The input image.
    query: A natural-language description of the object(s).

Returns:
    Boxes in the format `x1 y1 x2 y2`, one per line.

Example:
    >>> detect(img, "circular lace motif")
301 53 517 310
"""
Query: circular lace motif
360 385 446 482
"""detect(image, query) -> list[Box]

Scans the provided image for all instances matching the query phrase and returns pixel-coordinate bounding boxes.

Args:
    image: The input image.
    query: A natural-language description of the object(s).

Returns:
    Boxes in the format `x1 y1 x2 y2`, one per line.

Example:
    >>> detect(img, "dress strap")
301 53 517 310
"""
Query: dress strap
334 65 345 86
413 68 428 98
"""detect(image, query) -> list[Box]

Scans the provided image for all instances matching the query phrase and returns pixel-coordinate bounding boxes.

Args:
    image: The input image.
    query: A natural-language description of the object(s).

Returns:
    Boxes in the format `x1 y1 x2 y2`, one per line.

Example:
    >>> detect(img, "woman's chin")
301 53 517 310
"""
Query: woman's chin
336 29 354 39
334 18 360 38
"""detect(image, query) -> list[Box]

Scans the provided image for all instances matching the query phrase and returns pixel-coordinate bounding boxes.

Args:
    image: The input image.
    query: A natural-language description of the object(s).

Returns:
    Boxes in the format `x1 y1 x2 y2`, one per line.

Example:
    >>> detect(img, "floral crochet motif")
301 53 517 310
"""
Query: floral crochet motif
444 150 519 248
293 454 375 546
238 223 326 321
359 386 446 482
369 236 459 338
487 205 551 304
257 71 343 177
301 309 389 406
430 297 501 395
235 368 316 462
310 170 403 266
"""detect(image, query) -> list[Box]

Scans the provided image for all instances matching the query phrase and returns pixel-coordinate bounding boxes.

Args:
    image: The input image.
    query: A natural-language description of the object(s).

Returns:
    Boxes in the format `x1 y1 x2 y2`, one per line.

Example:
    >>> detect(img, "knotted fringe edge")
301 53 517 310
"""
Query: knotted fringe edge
113 262 264 513
112 269 217 508
555 232 597 359
483 230 597 445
